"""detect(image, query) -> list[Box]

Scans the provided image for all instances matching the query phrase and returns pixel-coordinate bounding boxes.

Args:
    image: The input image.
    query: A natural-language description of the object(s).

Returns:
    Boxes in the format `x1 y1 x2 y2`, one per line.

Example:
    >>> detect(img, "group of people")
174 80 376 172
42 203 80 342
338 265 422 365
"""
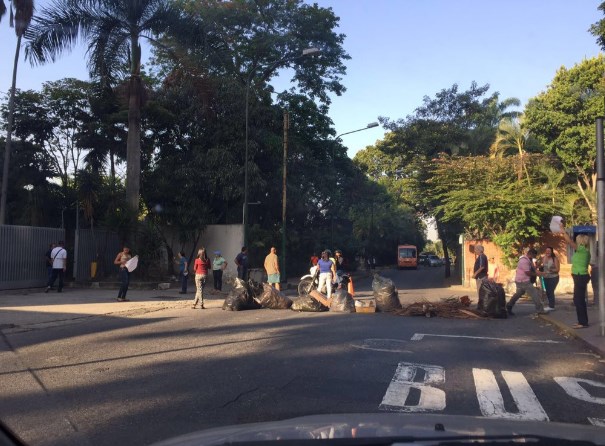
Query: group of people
312 249 347 299
472 222 593 329
175 248 229 310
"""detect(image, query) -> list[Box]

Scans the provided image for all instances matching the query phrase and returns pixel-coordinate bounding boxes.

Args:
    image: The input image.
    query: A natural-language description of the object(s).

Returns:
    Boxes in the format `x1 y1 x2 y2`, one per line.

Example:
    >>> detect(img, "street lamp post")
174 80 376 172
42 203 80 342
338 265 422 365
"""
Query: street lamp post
330 122 380 247
243 47 320 249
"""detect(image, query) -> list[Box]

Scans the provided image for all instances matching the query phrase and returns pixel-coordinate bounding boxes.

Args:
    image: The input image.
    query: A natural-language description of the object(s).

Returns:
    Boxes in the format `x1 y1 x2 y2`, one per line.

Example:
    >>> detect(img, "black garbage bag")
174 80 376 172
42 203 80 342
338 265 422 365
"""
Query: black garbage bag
329 288 356 313
222 278 261 311
478 280 507 318
372 274 401 312
258 283 292 309
291 296 327 312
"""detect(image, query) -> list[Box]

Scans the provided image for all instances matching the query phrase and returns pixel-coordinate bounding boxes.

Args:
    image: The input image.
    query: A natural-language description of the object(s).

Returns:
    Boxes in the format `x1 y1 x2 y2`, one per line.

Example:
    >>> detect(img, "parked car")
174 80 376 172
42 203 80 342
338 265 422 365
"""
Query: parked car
418 254 428 266
427 254 443 267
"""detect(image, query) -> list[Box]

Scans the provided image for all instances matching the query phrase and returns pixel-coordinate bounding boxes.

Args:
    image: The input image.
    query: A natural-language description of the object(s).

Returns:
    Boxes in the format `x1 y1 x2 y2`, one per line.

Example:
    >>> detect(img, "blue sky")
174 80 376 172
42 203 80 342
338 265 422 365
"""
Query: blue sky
0 0 603 157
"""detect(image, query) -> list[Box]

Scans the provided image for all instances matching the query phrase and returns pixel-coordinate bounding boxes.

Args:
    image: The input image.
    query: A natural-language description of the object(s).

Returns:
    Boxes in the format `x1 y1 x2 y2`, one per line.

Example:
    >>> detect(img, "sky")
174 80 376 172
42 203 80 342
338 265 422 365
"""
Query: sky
0 0 603 161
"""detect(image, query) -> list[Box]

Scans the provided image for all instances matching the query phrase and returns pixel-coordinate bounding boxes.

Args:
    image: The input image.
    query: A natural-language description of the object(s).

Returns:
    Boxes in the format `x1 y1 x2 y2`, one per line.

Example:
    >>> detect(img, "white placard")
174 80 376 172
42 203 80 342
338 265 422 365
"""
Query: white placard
125 255 139 272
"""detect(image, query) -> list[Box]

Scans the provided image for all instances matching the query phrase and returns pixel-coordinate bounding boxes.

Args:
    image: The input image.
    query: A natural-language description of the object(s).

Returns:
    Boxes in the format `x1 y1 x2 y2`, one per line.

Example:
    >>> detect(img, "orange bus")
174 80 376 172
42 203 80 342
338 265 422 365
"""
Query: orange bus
397 244 418 269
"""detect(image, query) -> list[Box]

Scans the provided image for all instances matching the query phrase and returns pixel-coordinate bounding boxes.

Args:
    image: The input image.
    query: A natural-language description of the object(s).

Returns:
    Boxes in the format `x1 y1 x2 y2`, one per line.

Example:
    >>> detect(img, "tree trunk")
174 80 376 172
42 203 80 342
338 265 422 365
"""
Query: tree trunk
125 74 142 214
0 34 22 225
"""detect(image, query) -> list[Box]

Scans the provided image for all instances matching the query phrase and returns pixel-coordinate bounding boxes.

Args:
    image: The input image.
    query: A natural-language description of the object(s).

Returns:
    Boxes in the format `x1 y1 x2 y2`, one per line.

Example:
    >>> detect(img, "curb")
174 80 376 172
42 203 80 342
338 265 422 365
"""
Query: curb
538 314 605 357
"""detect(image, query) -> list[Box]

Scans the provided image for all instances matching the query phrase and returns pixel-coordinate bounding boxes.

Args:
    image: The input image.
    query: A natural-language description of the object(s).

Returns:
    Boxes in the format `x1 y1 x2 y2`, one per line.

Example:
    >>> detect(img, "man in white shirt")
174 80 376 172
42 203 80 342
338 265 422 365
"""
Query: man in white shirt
46 241 67 293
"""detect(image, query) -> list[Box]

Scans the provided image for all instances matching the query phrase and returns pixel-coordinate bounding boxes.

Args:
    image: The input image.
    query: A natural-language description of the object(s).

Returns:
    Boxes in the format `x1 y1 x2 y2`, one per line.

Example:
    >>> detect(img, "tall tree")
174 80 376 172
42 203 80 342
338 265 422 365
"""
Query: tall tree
25 0 185 215
0 0 34 224
524 56 605 223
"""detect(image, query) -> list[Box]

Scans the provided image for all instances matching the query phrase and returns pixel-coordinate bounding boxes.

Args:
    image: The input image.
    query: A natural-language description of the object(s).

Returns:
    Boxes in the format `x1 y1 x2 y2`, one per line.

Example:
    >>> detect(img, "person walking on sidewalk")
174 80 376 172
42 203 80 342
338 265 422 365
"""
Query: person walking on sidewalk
114 247 132 301
560 224 591 328
193 248 211 309
46 241 67 293
264 247 281 291
537 246 560 310
212 251 227 291
175 251 188 294
506 248 548 315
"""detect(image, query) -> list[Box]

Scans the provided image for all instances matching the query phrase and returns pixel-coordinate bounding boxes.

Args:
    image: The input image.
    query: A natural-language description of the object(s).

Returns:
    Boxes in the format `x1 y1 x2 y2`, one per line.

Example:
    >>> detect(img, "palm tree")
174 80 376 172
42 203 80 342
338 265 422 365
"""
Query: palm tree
489 116 538 184
25 0 183 214
0 0 35 224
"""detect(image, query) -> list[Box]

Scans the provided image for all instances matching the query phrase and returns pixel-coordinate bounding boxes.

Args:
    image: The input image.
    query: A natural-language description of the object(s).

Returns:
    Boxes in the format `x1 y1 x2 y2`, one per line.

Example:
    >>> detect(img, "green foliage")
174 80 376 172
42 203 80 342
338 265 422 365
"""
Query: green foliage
429 155 567 266
524 56 605 222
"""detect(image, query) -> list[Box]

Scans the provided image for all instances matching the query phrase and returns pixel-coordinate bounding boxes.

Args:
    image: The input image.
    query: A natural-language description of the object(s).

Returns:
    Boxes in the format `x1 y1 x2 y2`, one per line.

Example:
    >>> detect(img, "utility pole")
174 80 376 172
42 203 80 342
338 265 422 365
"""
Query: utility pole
281 109 289 285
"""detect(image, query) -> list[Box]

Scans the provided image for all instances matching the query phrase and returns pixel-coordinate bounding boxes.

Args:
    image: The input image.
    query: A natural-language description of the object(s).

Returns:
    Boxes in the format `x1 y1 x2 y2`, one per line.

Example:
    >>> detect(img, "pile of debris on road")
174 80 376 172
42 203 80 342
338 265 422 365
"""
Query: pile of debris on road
221 274 504 319
392 295 487 319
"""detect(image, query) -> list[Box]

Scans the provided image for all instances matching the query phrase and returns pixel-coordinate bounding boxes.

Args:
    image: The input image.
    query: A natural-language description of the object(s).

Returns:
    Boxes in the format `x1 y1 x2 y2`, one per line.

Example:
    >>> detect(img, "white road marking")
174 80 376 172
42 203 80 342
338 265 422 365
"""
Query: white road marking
411 333 561 344
554 377 605 405
351 339 412 353
588 417 605 427
379 362 446 412
473 368 549 421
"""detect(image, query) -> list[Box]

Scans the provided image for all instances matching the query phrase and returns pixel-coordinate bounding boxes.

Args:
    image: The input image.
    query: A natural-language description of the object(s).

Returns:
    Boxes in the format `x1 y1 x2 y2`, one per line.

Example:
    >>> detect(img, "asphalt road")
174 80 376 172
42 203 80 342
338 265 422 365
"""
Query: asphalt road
1 266 604 446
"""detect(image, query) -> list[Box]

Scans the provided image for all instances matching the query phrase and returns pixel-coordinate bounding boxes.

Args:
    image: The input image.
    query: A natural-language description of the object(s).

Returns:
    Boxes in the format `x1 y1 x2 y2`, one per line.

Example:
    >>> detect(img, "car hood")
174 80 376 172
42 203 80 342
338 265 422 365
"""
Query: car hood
151 413 605 445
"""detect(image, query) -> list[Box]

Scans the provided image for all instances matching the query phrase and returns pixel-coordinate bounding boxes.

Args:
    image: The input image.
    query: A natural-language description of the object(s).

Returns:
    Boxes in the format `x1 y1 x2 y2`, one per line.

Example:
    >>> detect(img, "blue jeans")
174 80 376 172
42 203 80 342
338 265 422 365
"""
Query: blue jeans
542 276 559 309
118 268 129 299
180 272 188 292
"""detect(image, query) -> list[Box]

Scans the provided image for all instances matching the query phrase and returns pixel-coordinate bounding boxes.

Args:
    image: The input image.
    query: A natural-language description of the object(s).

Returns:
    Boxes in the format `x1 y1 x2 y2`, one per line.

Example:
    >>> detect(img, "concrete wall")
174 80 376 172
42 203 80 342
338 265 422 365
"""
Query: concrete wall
463 233 581 295
167 224 244 281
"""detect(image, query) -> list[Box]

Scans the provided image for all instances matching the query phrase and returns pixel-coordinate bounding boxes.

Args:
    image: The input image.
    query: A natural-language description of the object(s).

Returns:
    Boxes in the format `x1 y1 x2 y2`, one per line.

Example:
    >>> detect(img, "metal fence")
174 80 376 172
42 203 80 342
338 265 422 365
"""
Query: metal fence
74 229 121 282
0 225 65 290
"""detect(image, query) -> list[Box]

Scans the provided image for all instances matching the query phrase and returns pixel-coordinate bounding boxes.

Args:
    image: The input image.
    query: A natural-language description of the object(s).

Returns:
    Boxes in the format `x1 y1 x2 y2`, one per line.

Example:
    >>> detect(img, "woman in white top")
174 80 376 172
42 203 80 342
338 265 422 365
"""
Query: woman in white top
538 246 560 310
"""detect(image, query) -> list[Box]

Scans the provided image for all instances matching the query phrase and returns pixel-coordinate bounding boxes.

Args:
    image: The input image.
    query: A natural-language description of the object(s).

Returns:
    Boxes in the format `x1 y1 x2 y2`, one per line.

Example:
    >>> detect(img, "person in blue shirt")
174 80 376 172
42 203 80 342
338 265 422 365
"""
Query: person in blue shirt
175 251 188 294
316 250 335 299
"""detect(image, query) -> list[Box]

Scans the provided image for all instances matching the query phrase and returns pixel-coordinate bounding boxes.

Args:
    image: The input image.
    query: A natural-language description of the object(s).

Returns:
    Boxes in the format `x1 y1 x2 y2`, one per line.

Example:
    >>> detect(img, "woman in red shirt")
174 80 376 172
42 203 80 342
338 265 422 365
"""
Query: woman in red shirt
193 247 211 309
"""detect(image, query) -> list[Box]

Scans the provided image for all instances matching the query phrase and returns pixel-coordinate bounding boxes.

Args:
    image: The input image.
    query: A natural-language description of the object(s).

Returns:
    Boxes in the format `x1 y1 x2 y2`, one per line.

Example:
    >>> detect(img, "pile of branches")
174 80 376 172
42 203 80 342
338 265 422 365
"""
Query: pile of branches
393 296 485 319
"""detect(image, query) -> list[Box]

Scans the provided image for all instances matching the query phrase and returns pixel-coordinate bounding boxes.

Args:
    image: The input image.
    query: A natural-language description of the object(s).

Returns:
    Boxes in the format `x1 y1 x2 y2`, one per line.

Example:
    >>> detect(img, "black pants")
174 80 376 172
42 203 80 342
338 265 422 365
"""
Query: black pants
572 274 590 326
47 268 64 291
213 269 223 290
180 272 188 293
118 268 130 299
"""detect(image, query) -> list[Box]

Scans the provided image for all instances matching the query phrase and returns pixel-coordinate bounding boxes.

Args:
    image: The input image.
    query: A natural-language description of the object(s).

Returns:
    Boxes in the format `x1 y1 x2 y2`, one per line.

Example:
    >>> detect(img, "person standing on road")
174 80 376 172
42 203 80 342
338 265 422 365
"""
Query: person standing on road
472 245 489 300
46 241 67 293
506 248 548 315
264 247 281 291
114 246 132 302
212 251 227 291
175 251 188 294
316 250 334 299
235 246 249 280
537 246 560 310
193 248 211 309
560 225 591 328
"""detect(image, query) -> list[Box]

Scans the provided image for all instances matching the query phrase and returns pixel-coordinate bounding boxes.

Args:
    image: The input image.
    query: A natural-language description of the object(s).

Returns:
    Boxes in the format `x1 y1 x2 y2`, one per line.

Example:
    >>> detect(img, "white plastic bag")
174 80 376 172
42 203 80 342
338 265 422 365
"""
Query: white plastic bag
550 216 563 233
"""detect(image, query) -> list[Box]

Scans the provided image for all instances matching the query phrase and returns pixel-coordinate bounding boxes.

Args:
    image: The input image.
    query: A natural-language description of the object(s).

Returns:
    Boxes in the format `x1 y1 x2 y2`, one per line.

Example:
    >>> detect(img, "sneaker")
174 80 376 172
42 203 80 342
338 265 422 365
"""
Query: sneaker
506 306 515 316
44 287 50 293
543 307 554 313
117 297 129 302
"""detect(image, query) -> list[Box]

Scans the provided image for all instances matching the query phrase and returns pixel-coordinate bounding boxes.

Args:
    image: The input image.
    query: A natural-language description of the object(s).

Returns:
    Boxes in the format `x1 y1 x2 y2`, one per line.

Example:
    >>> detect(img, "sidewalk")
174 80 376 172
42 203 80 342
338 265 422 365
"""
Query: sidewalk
0 285 230 333
537 295 605 356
